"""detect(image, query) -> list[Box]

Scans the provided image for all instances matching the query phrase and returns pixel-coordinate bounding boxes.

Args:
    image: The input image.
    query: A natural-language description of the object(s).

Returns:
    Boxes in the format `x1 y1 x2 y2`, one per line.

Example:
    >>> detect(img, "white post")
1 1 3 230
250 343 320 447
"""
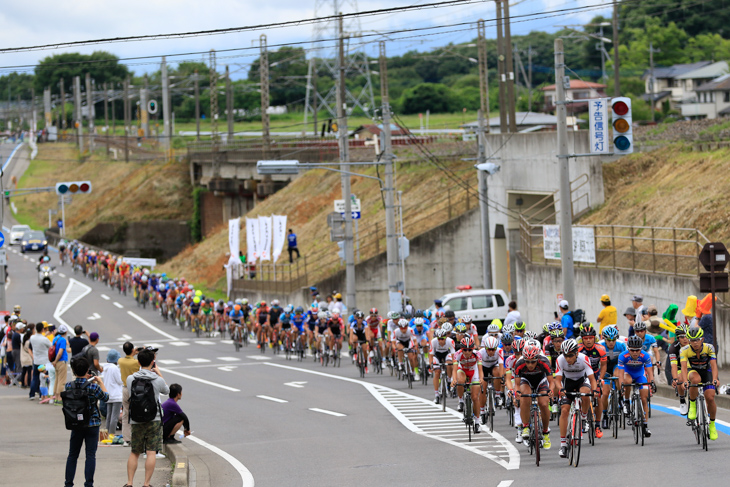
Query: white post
61 196 66 238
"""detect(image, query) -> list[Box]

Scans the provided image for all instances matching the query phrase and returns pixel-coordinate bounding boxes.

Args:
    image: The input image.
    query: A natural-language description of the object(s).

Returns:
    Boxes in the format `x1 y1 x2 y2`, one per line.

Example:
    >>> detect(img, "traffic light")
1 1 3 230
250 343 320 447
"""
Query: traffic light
337 241 345 261
611 97 633 155
148 100 158 114
56 181 92 195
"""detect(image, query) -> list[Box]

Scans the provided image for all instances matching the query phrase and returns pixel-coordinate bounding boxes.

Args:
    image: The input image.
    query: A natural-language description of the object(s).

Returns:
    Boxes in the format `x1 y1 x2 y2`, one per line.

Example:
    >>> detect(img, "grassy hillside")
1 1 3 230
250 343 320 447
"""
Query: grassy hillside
14 143 193 237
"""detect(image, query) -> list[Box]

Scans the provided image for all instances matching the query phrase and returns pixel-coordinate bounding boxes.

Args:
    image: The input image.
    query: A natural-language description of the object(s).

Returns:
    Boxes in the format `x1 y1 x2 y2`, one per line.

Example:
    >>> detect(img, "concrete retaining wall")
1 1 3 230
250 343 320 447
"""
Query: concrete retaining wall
80 220 191 262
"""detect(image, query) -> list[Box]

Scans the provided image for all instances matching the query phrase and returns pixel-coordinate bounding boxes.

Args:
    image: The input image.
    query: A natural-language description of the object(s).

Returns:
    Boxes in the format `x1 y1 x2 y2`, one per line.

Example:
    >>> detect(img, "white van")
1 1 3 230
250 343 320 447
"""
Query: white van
431 287 510 334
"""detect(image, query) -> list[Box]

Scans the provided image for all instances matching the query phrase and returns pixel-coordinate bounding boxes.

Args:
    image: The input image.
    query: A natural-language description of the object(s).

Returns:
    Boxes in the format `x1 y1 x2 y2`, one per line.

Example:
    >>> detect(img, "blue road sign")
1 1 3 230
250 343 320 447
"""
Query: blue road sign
0 231 4 248
339 212 361 220
57 220 64 228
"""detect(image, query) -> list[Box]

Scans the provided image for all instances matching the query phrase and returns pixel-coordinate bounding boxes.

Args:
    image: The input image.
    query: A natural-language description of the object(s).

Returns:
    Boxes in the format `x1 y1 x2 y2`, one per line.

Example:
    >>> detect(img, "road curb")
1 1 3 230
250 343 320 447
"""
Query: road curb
165 444 189 487
656 384 730 409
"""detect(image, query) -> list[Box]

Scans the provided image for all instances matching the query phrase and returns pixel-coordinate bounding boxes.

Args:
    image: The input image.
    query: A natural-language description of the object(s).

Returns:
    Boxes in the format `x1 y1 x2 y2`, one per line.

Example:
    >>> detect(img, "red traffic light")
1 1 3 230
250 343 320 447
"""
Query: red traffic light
79 183 90 192
613 101 629 116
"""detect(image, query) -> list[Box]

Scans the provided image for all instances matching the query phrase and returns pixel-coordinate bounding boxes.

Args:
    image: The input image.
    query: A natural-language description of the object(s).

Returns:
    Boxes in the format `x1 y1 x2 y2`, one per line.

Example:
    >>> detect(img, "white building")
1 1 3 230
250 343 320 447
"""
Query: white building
680 73 730 119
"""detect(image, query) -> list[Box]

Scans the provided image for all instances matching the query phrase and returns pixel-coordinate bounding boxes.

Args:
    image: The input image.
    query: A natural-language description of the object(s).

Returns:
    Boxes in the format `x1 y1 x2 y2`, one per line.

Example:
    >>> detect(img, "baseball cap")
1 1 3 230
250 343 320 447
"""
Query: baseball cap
42 321 51 328
145 346 159 353
559 300 569 309
57 324 69 334
632 295 643 303
16 323 25 331
600 294 610 303
89 332 99 342
624 307 636 316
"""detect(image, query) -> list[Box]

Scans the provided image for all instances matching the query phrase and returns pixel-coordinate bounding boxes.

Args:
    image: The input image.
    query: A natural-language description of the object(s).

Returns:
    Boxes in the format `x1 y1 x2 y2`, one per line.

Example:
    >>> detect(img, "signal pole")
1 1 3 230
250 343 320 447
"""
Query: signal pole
260 35 271 153
124 77 130 163
141 74 149 138
209 50 220 177
226 65 234 142
85 73 94 151
59 78 66 130
613 1 620 96
161 57 172 153
74 76 83 151
194 70 201 142
502 0 517 132
495 1 507 133
477 19 490 131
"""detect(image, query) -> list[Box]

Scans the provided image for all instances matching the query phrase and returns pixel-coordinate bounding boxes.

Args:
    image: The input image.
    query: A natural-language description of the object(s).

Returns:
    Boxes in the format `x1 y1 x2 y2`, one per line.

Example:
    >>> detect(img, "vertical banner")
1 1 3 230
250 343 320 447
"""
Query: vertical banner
228 217 240 259
589 98 609 154
272 215 287 263
246 217 260 263
259 215 272 261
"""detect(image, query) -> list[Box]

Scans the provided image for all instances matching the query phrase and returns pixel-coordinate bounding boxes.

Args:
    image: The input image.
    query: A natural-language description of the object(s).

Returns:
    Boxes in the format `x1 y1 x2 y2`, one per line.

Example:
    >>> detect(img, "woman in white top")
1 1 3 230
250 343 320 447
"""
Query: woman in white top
102 349 124 435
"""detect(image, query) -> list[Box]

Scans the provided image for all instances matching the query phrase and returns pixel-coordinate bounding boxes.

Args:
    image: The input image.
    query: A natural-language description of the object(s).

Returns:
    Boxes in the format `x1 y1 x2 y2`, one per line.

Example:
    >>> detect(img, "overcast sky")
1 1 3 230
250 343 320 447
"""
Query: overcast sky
0 0 612 79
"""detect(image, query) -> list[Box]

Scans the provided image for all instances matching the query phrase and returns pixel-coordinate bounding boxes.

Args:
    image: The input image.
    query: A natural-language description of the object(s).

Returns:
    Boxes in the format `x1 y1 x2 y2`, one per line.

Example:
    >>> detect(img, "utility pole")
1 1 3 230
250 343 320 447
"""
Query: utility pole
649 42 660 123
43 87 51 130
477 108 493 289
85 73 94 151
161 57 172 154
613 1 620 97
495 0 508 133
124 77 129 163
140 74 149 138
104 82 109 155
74 76 83 151
554 38 575 308
259 35 271 153
194 70 200 141
338 14 356 309
503 0 517 132
59 78 66 130
380 41 400 313
528 46 533 112
226 65 234 143
477 19 490 132
209 50 220 177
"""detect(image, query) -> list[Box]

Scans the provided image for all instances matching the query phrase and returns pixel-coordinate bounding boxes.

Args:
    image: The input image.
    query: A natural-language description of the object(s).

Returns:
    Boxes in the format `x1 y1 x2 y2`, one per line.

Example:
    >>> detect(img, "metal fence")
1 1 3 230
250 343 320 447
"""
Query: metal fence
519 215 710 277
231 257 309 295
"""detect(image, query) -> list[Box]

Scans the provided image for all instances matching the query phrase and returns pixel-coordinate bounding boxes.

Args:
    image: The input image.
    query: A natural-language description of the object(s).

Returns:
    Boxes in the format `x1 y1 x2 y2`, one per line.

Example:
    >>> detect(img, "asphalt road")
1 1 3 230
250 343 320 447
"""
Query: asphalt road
4 141 730 486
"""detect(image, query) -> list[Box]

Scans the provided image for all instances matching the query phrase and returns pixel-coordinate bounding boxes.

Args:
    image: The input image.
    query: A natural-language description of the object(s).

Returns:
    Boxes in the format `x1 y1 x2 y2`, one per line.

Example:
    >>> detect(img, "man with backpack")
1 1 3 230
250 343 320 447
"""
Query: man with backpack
62 356 108 487
124 349 169 487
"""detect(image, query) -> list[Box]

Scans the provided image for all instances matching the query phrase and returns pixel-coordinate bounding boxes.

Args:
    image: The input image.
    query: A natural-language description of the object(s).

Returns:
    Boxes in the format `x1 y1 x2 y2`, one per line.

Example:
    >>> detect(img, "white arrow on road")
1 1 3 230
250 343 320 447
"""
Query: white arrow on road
87 312 101 320
117 334 132 341
284 381 307 388
218 366 237 372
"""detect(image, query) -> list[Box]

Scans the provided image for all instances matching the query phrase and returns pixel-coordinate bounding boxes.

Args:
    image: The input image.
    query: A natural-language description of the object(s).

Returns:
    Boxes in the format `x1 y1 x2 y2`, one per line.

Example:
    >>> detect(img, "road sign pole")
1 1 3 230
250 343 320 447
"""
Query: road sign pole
61 195 66 238
711 244 718 351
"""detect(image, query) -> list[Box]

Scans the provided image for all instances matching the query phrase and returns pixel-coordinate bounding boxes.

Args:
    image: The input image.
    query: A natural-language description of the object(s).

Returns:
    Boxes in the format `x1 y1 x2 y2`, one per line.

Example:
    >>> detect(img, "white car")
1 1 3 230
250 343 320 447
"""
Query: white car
9 224 31 245
430 287 510 334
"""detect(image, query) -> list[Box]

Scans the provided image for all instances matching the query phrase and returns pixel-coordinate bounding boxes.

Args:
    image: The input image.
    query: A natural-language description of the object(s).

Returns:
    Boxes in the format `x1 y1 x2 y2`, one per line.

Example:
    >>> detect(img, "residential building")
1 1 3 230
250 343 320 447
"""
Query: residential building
462 112 585 134
542 80 607 114
680 73 730 119
641 61 728 111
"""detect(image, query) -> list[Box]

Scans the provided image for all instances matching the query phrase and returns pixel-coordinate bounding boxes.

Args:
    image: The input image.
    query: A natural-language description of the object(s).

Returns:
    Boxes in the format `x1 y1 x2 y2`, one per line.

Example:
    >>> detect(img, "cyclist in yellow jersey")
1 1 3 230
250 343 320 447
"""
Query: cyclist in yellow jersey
680 326 719 440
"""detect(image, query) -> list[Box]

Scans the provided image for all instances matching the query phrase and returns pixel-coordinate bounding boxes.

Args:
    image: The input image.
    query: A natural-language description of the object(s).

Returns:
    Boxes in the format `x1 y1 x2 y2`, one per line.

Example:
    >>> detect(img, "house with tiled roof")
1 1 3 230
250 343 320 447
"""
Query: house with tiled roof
541 80 607 114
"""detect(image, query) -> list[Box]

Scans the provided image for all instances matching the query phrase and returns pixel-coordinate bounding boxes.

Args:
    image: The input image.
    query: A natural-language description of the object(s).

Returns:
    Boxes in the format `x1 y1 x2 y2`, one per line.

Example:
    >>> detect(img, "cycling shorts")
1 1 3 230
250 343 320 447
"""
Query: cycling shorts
625 368 647 387
397 339 412 349
368 325 381 340
462 369 481 385
482 364 498 380
560 377 590 406
329 325 341 336
520 376 550 393
687 368 715 390
433 351 449 366
281 322 292 330
307 322 316 332
316 324 328 334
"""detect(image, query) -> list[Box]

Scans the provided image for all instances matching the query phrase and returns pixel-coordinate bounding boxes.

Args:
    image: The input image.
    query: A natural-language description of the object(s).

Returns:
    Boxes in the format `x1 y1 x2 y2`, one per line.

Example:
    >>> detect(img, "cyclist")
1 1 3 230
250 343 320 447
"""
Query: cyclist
617 335 654 438
544 328 565 371
430 328 456 404
327 310 343 357
681 326 719 440
668 324 690 415
484 322 501 343
349 311 369 370
229 304 245 339
279 309 296 352
479 336 505 414
366 312 385 365
461 315 479 340
215 299 227 335
500 332 515 360
633 320 661 371
188 297 202 331
512 320 526 340
269 299 283 342
451 336 483 432
577 324 607 438
255 301 271 349
393 318 419 381
305 304 319 353
555 338 598 457
411 317 430 358
291 307 306 348
599 325 628 429
504 338 525 442
199 298 214 333
537 323 551 347
513 343 554 449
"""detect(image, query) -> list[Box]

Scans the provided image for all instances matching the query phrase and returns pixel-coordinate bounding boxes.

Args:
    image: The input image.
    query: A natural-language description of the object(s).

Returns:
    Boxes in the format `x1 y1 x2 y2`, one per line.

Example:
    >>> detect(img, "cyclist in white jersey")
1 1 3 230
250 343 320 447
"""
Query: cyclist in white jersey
430 328 456 404
392 319 419 380
478 336 505 414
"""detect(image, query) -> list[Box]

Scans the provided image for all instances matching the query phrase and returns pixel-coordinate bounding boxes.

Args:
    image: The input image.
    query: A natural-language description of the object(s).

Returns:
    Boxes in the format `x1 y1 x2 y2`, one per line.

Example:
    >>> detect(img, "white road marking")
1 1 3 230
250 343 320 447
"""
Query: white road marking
247 356 271 361
195 340 216 345
186 435 255 487
309 408 346 417
58 273 66 278
4 277 9 290
100 294 110 300
265 362 520 470
117 334 132 341
159 367 240 392
169 341 190 347
284 381 307 388
29 257 35 263
87 312 101 320
53 279 93 328
256 395 288 403
497 481 514 487
220 340 233 344
218 366 236 372
96 346 110 351
188 358 211 363
113 302 124 309
126 311 177 340
217 357 241 362
157 359 181 365
146 343 164 349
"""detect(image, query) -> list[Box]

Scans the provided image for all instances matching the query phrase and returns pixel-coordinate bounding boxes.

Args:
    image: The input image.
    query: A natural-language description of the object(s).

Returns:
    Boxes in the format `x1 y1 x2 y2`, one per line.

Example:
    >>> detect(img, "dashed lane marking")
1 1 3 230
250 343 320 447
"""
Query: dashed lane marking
58 273 66 278
247 356 271 361
256 395 287 403
217 357 241 362
169 341 190 346
100 294 110 300
157 359 181 365
309 408 346 417
188 358 211 363
96 346 110 352
195 340 216 345
113 302 124 309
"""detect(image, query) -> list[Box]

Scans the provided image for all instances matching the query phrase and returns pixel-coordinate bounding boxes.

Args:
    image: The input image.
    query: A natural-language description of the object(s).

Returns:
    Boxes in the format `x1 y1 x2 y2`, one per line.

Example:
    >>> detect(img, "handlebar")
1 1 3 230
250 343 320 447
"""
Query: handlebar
686 382 715 388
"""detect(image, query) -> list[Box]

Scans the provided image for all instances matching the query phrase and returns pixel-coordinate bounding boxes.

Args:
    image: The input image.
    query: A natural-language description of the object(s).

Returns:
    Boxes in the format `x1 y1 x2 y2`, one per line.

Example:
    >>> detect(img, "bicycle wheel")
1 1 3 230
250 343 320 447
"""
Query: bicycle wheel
465 395 473 443
633 401 639 445
488 390 495 433
700 399 708 451
532 409 541 466
440 375 447 412
588 405 595 446
406 360 413 389
648 394 652 419
234 329 241 351
573 411 582 467
611 392 619 439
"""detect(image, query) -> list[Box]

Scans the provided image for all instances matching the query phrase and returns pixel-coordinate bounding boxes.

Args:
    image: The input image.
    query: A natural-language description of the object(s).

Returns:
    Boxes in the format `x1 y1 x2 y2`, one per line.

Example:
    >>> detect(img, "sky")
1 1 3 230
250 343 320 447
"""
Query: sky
0 0 613 79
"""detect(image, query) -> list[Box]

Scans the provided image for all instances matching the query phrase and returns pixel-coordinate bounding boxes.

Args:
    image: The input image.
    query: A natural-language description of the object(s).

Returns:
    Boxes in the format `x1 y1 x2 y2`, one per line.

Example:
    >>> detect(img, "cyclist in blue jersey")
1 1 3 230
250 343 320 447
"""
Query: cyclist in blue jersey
291 307 306 339
599 325 628 429
616 335 654 437
411 318 430 356
228 304 245 337
632 320 661 367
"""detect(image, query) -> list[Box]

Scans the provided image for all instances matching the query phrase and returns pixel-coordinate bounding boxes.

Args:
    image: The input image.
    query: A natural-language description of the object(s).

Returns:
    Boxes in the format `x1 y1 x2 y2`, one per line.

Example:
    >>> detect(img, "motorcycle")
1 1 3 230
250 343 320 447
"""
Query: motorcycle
38 263 55 293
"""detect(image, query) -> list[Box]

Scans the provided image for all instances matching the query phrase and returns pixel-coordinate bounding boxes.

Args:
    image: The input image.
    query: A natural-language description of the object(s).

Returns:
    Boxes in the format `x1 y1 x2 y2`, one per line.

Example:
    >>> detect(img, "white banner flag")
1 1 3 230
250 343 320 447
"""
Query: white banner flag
228 218 240 260
272 215 287 263
259 215 272 261
246 217 260 263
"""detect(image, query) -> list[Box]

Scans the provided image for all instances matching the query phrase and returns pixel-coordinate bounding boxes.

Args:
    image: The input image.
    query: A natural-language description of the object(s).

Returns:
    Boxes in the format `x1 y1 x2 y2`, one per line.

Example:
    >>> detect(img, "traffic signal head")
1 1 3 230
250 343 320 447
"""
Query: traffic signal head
56 181 92 195
611 97 633 155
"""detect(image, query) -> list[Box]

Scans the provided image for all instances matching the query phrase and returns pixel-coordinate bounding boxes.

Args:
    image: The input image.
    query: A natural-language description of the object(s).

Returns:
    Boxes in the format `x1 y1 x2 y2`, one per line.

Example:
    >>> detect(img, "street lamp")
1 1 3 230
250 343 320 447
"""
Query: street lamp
475 160 500 290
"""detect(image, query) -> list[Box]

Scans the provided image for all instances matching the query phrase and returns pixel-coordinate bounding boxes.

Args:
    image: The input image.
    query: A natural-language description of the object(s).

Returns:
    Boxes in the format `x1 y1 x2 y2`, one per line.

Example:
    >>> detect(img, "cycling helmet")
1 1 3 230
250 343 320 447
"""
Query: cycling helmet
200 295 206 301
444 310 455 319
526 338 542 349
460 336 475 350
524 330 537 339
543 323 550 333
522 344 540 360
580 323 597 337
234 305 241 311
227 301 233 307
234 299 242 305
501 333 514 345
218 299 224 306
548 321 562 332
242 298 248 305
626 335 643 349
686 326 704 340
284 305 293 313
414 317 425 326
502 323 515 335
424 310 433 320
441 323 454 334
487 323 500 334
514 338 526 353
460 315 472 323
354 310 365 319
141 275 148 282
331 310 340 318
491 319 503 330
398 318 409 328
633 320 647 331
143 269 150 276
435 328 447 339
391 311 401 320
193 297 200 304
675 324 690 337
601 326 619 340
435 310 445 318
195 290 202 297
158 284 165 292
295 306 304 314
271 299 280 306
370 308 379 316
561 338 579 355
317 311 326 320
414 309 423 318
454 323 468 334
550 328 565 338
260 300 267 307
513 320 526 331
484 336 499 349
325 311 332 319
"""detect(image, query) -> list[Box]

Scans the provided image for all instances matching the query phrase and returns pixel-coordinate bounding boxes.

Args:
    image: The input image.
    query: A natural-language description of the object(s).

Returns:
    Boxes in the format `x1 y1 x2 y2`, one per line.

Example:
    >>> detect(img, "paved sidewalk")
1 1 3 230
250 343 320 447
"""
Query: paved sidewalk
0 386 171 487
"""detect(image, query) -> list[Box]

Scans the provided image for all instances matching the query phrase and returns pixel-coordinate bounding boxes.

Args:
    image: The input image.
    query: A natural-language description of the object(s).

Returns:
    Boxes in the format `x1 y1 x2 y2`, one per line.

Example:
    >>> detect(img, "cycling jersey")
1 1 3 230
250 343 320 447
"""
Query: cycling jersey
430 337 455 364
599 339 627 375
577 343 607 375
478 347 504 369
392 327 415 345
452 349 480 373
617 350 652 383
680 343 716 371
513 356 552 391
269 306 282 326
352 323 367 342
291 314 305 333
256 308 269 326
555 352 594 380
640 334 658 354
411 325 429 342
189 302 201 315
229 310 244 323
543 342 561 371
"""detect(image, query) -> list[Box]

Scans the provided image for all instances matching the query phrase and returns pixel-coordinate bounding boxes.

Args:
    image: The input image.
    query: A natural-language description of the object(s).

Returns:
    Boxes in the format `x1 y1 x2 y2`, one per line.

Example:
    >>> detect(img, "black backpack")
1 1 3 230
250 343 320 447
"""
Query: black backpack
61 382 91 430
129 377 160 423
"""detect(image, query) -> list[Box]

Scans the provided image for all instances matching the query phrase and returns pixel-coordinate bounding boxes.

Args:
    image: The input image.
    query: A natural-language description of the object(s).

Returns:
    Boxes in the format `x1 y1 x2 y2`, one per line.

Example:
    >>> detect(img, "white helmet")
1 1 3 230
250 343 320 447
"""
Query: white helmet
398 318 409 327
487 323 500 334
317 311 326 320
441 323 454 334
484 336 499 349
502 323 515 335
413 317 424 326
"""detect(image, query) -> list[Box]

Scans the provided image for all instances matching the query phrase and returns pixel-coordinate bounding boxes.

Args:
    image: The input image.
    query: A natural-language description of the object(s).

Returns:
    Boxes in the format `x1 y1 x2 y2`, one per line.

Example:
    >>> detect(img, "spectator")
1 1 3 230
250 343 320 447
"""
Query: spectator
287 228 300 263
64 357 108 487
69 325 89 359
330 293 345 315
631 295 646 319
559 300 574 339
434 300 444 314
504 301 521 327
646 305 666 349
52 324 71 404
161 383 191 444
118 342 141 448
102 349 123 437
84 332 103 375
696 294 715 350
681 295 698 327
623 307 637 337
29 322 51 400
596 294 618 332
125 349 169 487
20 323 33 388
9 319 21 379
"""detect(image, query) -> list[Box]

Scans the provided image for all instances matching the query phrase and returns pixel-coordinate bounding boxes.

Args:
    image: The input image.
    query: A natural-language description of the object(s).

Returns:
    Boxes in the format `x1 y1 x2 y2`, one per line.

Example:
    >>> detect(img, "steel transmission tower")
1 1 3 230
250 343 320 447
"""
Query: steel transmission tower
303 0 376 134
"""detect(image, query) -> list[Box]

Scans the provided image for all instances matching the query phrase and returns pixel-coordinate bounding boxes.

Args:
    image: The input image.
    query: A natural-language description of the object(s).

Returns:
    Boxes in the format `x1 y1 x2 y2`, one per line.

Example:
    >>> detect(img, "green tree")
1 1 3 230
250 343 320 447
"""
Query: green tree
0 73 35 100
621 0 730 39
248 47 308 108
34 51 130 94
399 83 455 114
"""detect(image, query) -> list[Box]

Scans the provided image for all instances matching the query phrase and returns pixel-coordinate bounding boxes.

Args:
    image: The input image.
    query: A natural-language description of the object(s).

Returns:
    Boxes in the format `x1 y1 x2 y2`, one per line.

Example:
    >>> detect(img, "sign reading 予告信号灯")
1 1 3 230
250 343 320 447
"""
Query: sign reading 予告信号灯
543 225 596 264
589 98 609 154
